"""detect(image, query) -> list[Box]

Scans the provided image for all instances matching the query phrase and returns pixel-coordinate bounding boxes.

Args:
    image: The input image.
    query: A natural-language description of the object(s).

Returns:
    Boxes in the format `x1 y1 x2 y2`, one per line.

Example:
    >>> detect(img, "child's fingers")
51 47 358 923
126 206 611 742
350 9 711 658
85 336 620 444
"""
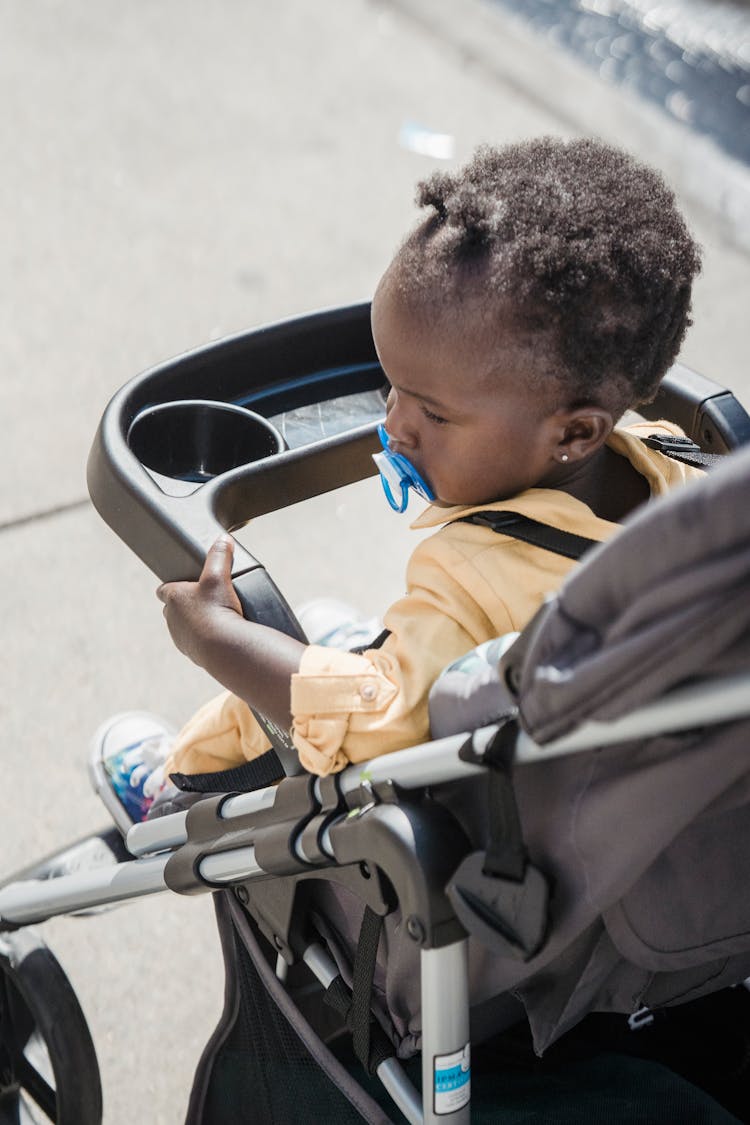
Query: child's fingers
155 580 179 604
201 535 243 615
200 535 234 586
155 536 233 604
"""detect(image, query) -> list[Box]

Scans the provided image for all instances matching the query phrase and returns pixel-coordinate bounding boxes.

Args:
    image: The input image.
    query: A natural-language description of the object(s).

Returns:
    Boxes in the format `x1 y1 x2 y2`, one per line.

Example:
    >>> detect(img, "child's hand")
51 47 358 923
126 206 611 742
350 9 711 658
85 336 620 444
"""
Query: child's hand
156 534 304 727
156 535 243 666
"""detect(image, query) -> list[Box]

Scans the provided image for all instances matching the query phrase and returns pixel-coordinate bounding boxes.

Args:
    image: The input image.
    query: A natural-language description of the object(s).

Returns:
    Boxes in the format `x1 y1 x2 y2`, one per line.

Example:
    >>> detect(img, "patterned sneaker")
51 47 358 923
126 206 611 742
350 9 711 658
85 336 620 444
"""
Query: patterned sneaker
295 597 383 650
89 712 177 835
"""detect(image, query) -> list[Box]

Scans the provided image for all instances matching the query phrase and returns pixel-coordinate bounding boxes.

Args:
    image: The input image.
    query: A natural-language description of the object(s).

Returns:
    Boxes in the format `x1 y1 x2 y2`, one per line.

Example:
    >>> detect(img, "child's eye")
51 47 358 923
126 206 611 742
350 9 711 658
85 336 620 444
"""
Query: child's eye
420 404 449 425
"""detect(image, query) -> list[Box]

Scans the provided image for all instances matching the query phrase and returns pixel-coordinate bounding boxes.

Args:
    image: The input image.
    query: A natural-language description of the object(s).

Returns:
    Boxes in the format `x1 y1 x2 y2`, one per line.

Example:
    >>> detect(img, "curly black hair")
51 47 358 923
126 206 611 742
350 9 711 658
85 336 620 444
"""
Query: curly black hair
390 137 702 413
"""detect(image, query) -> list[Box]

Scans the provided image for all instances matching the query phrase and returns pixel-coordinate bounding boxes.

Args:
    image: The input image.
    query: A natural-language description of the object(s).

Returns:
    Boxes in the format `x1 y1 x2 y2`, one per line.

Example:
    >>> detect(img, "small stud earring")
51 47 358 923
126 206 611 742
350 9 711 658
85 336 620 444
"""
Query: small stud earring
560 453 569 462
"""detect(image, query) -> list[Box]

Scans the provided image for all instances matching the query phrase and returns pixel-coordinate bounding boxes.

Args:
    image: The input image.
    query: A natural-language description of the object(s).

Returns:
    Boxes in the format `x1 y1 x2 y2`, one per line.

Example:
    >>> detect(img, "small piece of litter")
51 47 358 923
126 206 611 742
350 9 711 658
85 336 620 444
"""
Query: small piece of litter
398 120 455 160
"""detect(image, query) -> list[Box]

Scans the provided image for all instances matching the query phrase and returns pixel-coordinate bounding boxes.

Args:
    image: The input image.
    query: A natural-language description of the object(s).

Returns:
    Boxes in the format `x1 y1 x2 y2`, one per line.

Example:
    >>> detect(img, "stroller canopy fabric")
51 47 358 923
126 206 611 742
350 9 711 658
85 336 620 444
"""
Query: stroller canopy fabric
488 444 750 1050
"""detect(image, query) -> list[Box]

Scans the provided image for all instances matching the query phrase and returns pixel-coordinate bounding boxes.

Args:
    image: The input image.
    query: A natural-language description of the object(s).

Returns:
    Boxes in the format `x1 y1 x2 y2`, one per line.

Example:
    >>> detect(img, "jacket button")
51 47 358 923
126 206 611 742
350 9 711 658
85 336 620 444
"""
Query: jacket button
359 682 378 702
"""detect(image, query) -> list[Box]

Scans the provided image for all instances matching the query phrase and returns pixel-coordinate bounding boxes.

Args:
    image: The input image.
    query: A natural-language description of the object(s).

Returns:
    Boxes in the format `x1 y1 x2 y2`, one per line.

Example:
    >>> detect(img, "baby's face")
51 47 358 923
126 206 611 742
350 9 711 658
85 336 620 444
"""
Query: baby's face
371 282 566 509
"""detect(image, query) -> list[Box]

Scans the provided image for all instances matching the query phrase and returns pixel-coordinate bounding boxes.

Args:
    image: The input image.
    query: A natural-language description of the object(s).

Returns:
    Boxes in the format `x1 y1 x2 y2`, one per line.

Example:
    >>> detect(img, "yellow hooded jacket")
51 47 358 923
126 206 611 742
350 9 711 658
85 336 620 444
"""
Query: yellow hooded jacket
164 423 703 779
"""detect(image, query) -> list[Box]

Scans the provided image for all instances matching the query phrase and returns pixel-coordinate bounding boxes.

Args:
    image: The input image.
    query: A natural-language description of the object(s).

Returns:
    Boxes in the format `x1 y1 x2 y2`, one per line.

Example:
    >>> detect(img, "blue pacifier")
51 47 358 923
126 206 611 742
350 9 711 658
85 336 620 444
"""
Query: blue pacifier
372 424 435 513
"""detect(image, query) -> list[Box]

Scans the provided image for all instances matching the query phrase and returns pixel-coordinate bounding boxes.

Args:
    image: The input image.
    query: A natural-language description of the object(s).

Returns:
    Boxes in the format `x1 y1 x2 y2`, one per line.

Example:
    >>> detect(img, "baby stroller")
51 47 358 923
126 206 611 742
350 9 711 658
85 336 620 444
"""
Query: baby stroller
1 302 749 1124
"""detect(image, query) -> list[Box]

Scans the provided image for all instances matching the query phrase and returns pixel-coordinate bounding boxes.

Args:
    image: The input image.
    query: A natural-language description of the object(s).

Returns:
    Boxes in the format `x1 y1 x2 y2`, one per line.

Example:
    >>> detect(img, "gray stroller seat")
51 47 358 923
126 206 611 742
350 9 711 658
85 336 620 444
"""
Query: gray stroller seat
177 443 750 1124
443 439 750 1053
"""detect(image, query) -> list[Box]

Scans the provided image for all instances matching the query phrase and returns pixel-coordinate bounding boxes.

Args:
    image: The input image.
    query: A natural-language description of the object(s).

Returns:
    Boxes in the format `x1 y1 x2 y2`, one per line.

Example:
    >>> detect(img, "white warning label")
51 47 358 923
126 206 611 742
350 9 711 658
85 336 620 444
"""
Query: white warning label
433 1043 471 1115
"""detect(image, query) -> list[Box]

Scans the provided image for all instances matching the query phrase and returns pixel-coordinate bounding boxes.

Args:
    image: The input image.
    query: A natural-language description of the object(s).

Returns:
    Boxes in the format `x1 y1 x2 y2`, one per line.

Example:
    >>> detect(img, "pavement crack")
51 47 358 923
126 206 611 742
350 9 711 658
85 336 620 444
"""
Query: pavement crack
0 497 91 534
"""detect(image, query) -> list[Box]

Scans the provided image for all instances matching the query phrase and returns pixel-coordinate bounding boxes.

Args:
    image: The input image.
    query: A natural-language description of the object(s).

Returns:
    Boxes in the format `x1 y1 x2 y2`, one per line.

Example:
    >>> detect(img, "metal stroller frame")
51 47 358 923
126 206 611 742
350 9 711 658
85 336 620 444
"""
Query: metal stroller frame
1 302 749 1124
3 682 750 1123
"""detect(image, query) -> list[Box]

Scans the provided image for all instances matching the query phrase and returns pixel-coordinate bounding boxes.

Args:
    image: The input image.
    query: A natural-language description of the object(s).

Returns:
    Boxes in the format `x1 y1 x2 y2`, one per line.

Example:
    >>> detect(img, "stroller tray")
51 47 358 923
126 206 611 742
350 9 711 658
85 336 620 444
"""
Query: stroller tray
87 301 386 588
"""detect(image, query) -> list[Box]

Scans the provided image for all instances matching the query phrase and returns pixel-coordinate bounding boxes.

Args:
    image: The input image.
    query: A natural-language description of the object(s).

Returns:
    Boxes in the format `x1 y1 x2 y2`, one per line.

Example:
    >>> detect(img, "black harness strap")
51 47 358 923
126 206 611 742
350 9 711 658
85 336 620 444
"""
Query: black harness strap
481 720 528 881
169 748 285 794
350 907 391 1075
453 718 551 959
323 906 394 1077
350 627 391 656
457 435 713 562
641 432 721 469
457 510 598 561
459 717 527 881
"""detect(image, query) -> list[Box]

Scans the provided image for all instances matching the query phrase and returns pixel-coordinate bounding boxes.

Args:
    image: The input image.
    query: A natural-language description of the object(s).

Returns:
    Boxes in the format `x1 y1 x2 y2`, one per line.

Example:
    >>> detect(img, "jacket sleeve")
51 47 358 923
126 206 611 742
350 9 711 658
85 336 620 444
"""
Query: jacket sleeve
291 532 513 774
164 528 515 779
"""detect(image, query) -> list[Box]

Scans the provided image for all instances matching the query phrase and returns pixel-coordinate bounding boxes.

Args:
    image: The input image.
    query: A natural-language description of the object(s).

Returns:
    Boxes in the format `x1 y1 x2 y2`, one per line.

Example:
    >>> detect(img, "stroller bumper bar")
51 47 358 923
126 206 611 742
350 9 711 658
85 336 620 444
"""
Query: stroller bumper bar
122 666 750 862
4 669 746 932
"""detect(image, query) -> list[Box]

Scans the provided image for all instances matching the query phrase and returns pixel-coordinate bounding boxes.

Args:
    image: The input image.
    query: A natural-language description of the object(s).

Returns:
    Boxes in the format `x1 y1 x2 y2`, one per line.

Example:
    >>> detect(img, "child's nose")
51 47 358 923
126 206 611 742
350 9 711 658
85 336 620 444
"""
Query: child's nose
385 390 418 448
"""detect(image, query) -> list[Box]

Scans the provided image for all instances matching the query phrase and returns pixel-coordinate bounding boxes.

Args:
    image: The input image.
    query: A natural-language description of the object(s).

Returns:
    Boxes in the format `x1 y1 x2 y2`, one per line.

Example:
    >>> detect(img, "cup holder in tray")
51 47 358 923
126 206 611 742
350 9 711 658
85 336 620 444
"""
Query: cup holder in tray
127 400 286 485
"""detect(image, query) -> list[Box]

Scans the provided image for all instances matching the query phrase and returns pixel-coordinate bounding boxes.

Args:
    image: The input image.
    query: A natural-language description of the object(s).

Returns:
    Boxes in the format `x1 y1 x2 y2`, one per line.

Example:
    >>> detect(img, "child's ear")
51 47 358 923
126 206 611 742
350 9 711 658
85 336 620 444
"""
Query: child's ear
557 407 614 463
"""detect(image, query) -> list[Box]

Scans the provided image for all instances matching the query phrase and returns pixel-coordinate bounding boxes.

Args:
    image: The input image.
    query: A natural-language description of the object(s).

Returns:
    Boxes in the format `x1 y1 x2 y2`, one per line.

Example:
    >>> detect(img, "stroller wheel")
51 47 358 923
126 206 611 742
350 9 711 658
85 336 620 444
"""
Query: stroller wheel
0 930 102 1125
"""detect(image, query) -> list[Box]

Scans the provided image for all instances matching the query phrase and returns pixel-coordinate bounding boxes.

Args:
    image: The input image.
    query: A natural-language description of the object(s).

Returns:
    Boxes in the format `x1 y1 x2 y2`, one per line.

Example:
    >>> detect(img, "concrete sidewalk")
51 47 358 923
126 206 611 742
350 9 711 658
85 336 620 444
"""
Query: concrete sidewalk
1 1 748 1121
